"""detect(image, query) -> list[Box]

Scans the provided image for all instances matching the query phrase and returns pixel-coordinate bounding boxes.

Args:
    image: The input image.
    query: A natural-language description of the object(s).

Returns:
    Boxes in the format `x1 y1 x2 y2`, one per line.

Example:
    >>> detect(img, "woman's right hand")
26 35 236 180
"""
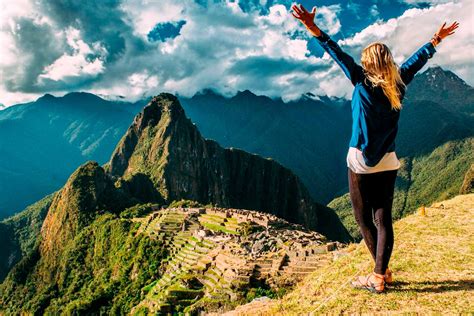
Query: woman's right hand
436 21 459 40
291 3 321 37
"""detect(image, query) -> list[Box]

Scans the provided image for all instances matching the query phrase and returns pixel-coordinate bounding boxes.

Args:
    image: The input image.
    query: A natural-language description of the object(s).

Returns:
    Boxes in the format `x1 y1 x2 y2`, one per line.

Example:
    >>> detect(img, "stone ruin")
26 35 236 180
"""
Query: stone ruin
131 206 344 314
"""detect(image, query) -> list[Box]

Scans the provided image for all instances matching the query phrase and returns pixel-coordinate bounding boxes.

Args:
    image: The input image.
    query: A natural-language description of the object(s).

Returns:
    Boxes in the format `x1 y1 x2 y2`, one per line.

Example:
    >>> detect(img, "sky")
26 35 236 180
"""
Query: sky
0 0 472 106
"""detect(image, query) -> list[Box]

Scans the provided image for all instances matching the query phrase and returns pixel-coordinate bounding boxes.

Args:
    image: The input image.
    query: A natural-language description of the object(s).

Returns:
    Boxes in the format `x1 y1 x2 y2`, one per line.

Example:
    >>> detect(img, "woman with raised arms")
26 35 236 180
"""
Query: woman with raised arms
291 2 458 293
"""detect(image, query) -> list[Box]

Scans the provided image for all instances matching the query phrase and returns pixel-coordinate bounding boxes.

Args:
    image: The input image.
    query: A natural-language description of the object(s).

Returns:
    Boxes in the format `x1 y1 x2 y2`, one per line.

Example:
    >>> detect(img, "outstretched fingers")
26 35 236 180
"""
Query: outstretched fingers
291 4 304 16
291 11 301 19
449 21 459 31
299 3 309 14
440 21 447 30
444 21 459 36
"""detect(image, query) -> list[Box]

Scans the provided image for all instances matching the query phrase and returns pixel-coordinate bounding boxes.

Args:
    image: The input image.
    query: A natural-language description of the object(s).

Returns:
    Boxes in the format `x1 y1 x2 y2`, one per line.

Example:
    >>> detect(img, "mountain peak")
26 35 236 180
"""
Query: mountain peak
106 93 350 241
40 161 128 268
37 93 56 102
420 66 468 86
133 93 186 132
235 89 257 98
106 93 189 178
406 66 474 113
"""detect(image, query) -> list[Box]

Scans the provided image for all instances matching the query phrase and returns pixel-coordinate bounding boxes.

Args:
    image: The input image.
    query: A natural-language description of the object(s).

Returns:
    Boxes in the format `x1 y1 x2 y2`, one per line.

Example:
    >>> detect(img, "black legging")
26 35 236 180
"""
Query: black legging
348 168 398 275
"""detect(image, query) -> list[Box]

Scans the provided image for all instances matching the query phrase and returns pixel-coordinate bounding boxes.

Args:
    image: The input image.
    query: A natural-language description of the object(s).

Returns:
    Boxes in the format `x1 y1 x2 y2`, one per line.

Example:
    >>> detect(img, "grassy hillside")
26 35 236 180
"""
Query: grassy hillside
223 193 474 315
0 213 165 315
329 137 474 240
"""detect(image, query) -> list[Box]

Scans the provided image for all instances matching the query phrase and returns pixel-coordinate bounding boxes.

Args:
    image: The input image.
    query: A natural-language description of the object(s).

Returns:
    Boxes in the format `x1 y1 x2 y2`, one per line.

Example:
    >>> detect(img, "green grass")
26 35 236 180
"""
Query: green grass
201 222 239 235
233 194 474 314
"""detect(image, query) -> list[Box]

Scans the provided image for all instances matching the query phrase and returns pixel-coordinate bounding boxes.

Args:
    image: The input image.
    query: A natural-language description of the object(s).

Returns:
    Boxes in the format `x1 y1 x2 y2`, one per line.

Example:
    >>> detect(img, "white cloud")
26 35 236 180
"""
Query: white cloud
316 5 342 36
0 0 32 67
0 0 345 105
120 0 187 37
0 0 471 107
88 1 335 102
39 28 106 81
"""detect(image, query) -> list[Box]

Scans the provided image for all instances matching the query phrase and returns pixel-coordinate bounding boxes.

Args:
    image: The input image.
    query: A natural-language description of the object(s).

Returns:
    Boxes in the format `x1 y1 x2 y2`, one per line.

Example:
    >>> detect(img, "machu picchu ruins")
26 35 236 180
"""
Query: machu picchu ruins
130 206 342 314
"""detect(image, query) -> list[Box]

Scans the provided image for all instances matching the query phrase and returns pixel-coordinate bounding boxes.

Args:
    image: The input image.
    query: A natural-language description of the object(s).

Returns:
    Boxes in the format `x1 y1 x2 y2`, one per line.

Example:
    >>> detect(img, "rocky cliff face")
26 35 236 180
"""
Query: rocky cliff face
106 93 349 240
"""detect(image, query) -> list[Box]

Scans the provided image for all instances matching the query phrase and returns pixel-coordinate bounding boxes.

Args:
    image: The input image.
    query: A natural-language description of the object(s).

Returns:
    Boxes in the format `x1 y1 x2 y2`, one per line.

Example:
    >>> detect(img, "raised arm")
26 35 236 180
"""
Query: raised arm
400 21 459 85
291 3 363 85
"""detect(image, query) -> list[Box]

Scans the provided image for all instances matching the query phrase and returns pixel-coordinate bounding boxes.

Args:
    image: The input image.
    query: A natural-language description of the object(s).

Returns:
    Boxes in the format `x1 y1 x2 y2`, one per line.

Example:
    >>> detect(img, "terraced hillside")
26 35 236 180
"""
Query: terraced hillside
129 206 341 314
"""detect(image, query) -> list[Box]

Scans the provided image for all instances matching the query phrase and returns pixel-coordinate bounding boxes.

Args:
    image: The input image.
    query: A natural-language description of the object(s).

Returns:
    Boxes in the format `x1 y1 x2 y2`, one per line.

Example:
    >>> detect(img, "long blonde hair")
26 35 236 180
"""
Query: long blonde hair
361 42 405 111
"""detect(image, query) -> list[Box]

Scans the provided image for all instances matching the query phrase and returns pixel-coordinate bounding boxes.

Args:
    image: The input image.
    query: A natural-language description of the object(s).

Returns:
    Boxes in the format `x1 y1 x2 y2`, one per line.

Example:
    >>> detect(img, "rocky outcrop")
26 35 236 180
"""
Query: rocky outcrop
106 93 350 241
460 164 474 194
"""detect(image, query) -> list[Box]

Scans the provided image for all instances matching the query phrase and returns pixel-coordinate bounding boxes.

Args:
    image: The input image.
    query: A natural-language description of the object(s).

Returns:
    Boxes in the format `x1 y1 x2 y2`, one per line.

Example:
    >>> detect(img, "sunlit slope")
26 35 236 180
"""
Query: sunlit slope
224 193 474 315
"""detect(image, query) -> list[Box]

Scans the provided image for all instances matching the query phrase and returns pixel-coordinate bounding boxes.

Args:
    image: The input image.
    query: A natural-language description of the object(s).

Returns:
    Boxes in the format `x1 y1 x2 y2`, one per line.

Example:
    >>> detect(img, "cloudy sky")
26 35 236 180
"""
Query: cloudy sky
0 0 472 106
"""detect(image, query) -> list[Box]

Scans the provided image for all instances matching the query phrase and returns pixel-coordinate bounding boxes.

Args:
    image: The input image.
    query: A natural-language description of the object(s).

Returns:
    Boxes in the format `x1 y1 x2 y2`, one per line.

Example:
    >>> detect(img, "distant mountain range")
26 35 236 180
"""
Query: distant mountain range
0 66 473 220
0 94 146 218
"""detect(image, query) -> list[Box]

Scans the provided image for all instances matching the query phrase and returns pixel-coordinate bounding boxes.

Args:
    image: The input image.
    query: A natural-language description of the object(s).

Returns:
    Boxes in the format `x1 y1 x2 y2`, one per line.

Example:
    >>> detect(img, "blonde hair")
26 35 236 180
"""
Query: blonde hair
361 42 405 111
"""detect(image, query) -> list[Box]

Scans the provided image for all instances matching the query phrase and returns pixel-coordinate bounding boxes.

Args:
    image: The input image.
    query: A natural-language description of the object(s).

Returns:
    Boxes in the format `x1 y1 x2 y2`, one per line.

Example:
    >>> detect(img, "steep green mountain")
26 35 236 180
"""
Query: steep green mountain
0 163 163 314
0 94 349 314
329 137 474 239
0 93 144 218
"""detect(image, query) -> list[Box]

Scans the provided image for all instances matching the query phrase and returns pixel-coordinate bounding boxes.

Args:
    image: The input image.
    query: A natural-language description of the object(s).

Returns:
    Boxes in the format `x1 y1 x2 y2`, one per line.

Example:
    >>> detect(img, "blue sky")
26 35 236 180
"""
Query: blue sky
0 0 472 106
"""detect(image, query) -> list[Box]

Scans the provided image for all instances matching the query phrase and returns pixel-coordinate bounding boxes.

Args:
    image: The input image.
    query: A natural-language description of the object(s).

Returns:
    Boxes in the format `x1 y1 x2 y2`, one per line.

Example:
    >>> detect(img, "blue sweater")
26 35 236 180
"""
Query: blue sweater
315 31 437 166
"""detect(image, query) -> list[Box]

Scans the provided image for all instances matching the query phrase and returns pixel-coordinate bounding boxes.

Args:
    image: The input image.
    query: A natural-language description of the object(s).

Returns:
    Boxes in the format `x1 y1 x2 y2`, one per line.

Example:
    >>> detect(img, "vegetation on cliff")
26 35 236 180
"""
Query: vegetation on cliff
0 195 53 281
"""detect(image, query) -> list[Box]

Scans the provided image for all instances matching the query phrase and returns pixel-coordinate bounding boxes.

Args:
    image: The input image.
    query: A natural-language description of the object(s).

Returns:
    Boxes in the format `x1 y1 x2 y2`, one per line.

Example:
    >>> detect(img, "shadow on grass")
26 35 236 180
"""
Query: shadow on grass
387 279 474 293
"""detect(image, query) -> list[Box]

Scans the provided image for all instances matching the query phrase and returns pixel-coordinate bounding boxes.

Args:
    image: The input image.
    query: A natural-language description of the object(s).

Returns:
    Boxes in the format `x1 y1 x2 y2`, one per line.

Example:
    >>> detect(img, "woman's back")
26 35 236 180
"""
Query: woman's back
313 30 437 167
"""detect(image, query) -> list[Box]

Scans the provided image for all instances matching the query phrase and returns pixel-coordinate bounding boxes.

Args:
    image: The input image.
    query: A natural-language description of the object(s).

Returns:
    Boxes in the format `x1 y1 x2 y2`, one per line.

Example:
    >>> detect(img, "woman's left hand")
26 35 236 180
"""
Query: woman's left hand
435 21 459 40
